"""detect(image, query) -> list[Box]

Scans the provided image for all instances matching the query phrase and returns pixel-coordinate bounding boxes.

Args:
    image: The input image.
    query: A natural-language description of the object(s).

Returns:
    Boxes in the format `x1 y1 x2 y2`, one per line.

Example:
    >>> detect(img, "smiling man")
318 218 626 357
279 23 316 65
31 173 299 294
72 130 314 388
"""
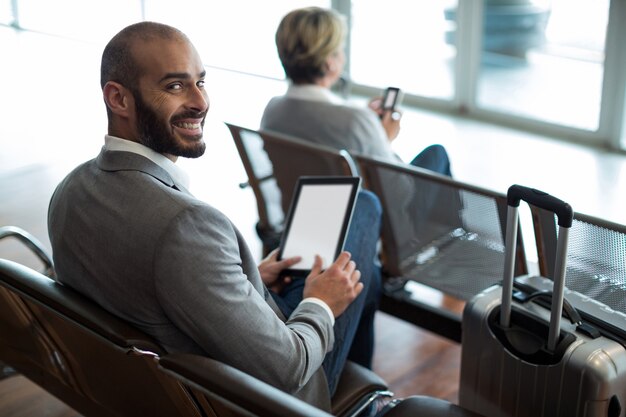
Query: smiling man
100 22 208 160
47 22 383 411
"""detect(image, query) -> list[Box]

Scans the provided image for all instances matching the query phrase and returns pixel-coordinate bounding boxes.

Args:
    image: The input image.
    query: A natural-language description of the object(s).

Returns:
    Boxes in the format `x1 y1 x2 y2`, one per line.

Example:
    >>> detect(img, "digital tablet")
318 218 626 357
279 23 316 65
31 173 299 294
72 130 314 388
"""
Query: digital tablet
277 176 361 276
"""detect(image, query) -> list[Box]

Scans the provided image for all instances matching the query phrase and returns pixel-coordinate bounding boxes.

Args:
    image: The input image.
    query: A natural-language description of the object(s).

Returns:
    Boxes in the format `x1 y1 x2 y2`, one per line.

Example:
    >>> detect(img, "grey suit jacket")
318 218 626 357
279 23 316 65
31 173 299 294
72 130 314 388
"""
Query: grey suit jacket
48 149 334 410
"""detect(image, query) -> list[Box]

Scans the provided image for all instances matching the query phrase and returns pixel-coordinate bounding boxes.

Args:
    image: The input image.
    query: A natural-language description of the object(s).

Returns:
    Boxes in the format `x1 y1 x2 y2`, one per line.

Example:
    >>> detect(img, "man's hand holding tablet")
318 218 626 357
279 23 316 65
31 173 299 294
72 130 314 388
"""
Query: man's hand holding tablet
258 176 364 317
303 251 363 318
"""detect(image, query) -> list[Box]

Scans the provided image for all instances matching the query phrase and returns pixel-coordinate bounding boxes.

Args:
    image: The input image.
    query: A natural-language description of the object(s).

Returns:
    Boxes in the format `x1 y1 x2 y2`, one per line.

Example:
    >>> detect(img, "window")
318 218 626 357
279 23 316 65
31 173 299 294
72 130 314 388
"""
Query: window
6 0 626 150
350 1 457 100
17 0 142 43
144 0 330 79
475 0 609 132
0 0 12 25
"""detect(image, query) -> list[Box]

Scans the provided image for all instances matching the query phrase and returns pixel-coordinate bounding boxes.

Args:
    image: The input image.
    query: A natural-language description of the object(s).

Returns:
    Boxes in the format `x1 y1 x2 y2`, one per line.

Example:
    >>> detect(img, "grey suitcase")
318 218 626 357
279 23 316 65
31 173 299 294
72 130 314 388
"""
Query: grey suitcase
459 185 626 417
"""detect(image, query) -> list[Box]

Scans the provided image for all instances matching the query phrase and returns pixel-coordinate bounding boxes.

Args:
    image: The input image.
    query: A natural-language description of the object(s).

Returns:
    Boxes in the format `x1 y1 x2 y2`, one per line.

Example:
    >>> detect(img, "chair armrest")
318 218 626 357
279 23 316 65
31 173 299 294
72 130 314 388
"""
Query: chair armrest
383 395 486 417
331 360 392 417
158 353 332 417
0 226 54 278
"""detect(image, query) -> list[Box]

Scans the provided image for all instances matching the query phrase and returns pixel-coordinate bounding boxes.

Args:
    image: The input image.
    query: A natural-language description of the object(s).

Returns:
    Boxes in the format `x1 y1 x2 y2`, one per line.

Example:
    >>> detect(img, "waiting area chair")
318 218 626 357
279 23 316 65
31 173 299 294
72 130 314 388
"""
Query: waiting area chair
532 209 626 313
0 226 397 417
0 257 204 417
226 122 358 254
0 225 55 278
527 208 626 342
353 154 528 342
160 353 373 417
0 225 55 379
258 127 359 214
226 125 528 343
159 353 486 417
226 123 285 255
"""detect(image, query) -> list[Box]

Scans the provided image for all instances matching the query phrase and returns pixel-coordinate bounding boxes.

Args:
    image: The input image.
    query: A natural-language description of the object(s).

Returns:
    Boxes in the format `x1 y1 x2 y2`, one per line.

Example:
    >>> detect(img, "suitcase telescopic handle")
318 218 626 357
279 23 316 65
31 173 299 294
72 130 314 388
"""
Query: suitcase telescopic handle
507 185 573 228
501 185 574 352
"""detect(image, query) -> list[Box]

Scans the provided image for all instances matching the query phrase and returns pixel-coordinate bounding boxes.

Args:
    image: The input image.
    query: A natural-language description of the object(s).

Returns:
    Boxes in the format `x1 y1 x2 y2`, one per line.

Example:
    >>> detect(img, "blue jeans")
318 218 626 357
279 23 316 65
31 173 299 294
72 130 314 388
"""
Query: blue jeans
270 190 382 395
410 144 452 177
410 144 464 230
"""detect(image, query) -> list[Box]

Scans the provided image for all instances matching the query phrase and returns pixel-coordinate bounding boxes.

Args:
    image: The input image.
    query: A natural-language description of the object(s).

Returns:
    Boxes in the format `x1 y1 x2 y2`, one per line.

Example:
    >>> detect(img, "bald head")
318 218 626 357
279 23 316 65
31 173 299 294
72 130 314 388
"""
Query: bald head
100 21 208 159
101 22 190 91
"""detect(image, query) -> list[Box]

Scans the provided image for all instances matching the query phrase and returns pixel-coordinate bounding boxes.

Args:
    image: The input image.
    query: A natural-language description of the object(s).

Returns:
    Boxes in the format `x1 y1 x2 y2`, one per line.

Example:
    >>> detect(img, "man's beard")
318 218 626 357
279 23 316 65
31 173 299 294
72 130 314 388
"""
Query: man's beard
134 90 206 158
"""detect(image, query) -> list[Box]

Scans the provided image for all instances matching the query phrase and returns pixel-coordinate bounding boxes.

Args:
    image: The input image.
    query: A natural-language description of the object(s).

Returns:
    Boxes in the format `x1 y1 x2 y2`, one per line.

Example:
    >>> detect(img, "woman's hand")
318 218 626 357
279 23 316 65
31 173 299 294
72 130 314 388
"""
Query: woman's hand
368 96 402 142
381 109 401 142
368 96 384 117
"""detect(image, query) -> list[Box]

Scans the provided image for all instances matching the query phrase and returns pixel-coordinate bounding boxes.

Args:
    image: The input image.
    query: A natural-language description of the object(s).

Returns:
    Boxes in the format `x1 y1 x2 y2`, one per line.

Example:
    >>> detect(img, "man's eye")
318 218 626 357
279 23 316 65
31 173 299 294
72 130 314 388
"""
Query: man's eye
197 80 205 88
168 83 183 91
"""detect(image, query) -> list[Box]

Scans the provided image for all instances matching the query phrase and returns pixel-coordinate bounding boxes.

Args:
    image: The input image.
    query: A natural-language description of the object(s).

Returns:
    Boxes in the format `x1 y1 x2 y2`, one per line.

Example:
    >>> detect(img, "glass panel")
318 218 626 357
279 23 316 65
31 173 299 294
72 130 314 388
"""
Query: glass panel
144 0 330 79
476 0 609 131
622 101 626 149
350 1 458 99
0 0 12 25
18 0 142 43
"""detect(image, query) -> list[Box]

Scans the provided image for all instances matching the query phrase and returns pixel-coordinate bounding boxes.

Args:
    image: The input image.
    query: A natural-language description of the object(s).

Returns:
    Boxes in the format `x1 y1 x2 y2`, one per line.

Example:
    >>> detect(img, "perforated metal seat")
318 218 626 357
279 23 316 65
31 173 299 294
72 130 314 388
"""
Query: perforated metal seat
530 208 626 342
353 154 528 341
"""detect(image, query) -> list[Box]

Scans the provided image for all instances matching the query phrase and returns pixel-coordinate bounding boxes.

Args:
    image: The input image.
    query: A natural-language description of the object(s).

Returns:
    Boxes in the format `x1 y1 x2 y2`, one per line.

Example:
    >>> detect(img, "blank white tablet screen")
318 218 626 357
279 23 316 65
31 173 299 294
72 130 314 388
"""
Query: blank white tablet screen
281 184 353 270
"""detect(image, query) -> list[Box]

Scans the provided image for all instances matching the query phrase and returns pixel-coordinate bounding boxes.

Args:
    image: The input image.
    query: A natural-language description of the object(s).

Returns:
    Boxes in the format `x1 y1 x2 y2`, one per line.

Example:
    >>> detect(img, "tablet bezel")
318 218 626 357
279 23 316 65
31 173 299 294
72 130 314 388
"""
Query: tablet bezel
276 176 361 277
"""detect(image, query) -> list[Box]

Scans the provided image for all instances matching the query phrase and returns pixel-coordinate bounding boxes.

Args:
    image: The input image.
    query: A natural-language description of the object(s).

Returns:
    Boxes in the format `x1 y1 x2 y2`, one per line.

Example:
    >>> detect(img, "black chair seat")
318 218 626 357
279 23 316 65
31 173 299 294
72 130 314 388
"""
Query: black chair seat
0 258 202 417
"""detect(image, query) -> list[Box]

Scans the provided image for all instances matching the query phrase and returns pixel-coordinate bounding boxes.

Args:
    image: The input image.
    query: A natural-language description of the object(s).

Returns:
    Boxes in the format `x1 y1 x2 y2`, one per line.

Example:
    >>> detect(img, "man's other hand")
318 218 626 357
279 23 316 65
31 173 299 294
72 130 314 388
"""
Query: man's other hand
258 249 301 293
303 251 363 317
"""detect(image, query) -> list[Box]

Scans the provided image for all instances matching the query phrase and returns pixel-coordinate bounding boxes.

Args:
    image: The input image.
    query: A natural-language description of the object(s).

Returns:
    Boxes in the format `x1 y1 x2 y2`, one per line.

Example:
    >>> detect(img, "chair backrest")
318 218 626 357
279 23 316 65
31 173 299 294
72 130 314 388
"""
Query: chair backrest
0 259 203 417
225 123 358 254
531 208 626 316
226 122 284 234
159 353 333 417
258 129 358 215
354 154 527 302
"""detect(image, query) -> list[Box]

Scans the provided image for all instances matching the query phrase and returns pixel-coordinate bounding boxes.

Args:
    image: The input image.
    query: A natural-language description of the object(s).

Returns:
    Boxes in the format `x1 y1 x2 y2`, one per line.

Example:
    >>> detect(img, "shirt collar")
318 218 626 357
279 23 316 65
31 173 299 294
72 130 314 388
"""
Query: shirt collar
103 135 191 190
285 84 344 105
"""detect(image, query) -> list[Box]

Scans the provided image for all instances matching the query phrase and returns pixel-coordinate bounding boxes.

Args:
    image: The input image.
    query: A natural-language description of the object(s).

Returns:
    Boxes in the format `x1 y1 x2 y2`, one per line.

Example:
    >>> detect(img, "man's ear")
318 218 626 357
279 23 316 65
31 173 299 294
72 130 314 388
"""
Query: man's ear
103 81 132 117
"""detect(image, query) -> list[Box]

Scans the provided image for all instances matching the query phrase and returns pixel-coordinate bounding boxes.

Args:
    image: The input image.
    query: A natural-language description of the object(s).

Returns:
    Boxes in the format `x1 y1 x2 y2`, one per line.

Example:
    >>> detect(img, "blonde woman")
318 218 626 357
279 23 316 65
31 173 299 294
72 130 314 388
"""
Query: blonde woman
261 6 452 176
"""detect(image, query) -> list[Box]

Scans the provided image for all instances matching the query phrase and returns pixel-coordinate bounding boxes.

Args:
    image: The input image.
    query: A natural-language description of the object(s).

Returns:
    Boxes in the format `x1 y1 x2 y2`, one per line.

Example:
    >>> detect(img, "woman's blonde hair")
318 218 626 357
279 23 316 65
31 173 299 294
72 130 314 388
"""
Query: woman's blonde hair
275 7 346 84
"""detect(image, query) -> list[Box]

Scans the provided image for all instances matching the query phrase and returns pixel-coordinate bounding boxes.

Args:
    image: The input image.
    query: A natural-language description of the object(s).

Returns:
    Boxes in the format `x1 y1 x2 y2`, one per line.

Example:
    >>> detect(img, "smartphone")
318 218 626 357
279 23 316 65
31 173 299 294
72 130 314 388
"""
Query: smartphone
380 87 401 118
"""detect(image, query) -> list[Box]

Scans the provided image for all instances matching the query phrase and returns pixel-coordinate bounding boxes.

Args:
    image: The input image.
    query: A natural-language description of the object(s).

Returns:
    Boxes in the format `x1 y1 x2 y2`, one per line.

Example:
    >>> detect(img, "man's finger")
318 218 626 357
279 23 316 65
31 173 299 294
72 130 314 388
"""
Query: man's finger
309 255 323 276
333 251 352 269
345 260 356 275
279 256 302 268
353 282 364 296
